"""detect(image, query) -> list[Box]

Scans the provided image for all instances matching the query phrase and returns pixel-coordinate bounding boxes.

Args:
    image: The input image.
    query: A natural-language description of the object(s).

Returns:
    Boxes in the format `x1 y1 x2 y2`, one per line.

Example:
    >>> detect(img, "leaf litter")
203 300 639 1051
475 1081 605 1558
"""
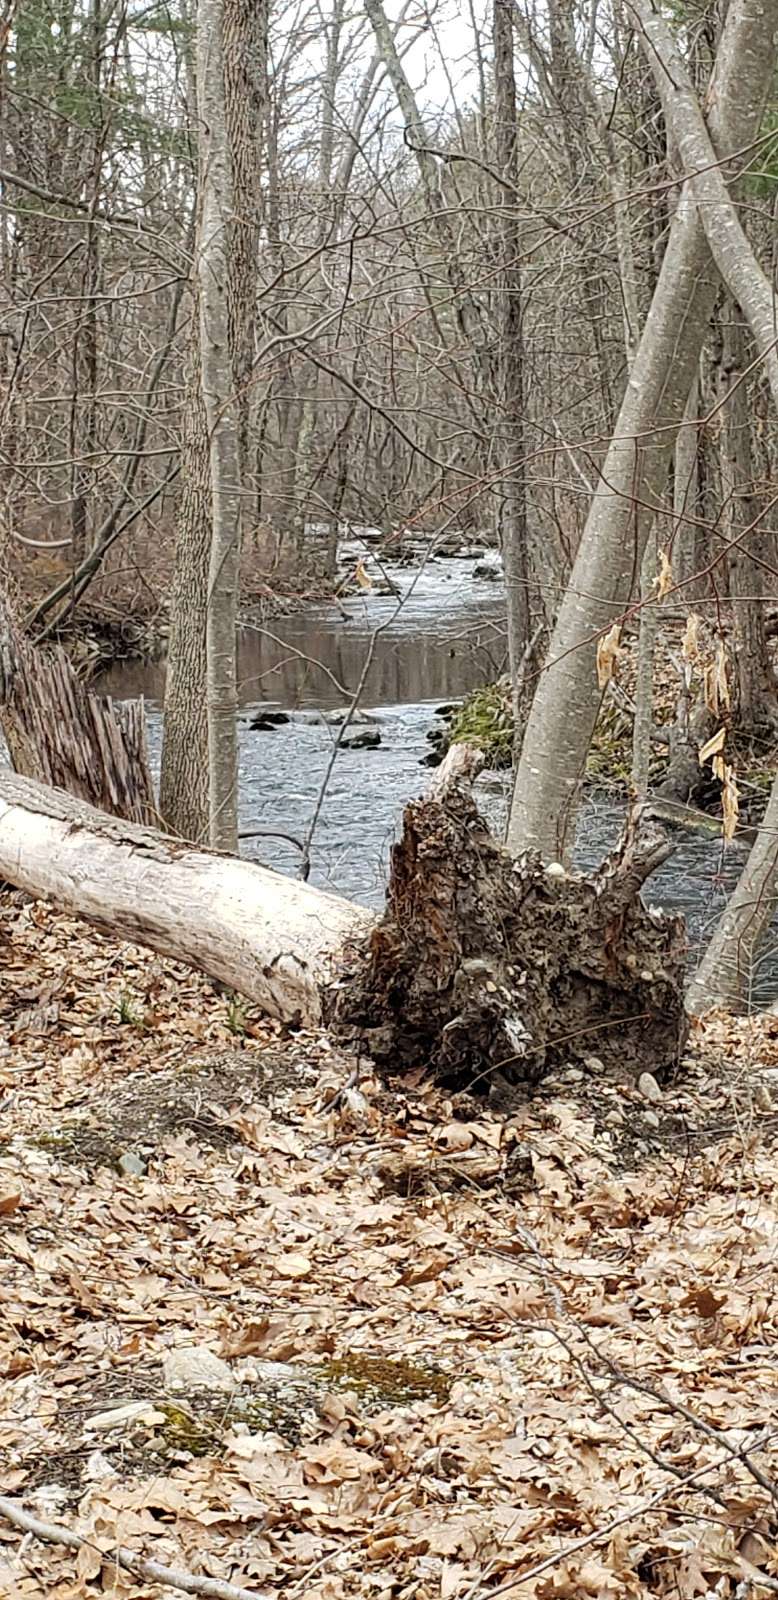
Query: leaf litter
1 895 778 1597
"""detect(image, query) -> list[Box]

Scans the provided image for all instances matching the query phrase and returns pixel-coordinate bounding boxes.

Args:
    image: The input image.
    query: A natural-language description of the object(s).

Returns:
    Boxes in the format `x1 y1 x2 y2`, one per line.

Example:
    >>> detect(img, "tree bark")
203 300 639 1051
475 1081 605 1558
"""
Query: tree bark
492 0 532 699
688 771 778 1014
197 0 242 852
718 303 778 728
635 0 778 414
159 367 212 845
506 0 778 864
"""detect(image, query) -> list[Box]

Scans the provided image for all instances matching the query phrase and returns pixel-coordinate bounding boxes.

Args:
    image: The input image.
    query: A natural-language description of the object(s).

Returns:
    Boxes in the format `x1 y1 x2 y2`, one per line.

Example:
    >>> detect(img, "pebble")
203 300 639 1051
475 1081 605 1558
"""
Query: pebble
117 1151 146 1177
642 1109 660 1129
637 1071 662 1104
163 1344 235 1394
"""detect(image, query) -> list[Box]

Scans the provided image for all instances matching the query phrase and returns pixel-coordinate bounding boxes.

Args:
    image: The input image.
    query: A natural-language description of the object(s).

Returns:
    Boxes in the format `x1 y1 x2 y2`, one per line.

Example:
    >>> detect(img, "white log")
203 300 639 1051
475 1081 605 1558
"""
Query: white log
0 768 373 1024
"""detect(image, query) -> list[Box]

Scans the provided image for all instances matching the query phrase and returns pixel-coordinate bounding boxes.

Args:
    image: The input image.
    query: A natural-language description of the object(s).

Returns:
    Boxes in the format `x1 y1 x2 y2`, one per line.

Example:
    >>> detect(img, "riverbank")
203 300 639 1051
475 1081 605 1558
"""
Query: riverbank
2 893 778 1599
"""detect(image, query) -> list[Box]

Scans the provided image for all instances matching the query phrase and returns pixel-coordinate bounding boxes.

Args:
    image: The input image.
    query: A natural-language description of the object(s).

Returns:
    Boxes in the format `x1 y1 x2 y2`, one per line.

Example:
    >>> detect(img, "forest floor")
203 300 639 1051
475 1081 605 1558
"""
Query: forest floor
2 897 778 1599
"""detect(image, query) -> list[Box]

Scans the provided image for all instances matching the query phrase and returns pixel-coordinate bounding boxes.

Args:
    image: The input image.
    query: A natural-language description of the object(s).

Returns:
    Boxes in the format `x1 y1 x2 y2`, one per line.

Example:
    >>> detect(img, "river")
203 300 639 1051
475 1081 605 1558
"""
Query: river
95 537 774 1006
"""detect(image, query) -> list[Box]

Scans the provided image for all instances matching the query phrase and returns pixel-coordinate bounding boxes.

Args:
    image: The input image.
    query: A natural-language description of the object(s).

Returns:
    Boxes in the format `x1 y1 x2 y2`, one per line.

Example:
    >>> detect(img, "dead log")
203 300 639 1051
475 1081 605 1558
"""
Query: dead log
0 750 688 1085
0 768 372 1023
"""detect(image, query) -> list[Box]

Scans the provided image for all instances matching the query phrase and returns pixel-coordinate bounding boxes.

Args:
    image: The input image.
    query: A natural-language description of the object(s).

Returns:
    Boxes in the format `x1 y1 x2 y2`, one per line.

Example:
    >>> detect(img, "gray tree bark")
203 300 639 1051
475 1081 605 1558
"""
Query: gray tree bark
507 0 778 863
492 0 531 704
197 0 242 852
688 772 778 1013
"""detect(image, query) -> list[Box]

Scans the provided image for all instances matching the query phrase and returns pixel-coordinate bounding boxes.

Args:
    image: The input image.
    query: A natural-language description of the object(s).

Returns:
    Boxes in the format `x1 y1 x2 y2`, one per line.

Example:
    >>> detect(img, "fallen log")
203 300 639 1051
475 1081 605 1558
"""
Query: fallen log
0 768 371 1024
0 752 688 1085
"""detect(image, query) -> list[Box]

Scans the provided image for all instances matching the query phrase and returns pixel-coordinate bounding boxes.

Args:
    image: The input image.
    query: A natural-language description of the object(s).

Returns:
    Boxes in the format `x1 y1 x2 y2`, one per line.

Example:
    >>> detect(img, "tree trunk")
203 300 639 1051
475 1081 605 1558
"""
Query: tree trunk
493 0 532 693
197 0 242 852
717 303 778 728
631 534 658 800
635 0 778 414
506 0 778 864
688 771 778 1014
0 752 688 1088
674 375 701 590
159 367 212 844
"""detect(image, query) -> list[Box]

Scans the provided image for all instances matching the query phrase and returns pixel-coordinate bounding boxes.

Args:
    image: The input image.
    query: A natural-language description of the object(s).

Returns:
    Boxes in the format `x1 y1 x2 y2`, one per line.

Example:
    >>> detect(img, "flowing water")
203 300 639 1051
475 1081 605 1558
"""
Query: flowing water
96 537 777 1005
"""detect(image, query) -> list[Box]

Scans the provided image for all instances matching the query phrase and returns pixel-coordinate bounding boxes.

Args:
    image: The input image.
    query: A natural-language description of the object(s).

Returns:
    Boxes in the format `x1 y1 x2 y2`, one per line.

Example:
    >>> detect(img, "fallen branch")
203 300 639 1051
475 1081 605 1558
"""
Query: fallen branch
0 1495 263 1600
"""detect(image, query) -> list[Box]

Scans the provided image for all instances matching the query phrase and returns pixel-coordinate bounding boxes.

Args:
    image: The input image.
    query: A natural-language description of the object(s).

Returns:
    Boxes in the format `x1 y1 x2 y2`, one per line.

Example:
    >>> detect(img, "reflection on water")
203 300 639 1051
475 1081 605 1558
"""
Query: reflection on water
96 543 777 1005
96 551 507 711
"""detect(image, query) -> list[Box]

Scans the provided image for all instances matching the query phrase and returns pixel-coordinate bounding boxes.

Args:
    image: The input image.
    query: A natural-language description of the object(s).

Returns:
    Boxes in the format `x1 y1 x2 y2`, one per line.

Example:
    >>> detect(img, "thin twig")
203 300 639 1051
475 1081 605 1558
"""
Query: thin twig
0 1495 264 1600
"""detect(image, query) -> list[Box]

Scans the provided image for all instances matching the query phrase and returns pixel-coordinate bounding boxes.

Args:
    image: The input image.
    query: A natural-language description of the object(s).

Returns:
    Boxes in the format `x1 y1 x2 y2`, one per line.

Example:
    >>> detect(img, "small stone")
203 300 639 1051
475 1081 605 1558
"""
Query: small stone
163 1344 235 1393
584 1056 605 1075
642 1109 660 1129
754 1082 774 1111
605 1109 624 1126
249 710 290 731
559 1067 583 1083
84 1450 116 1482
117 1151 146 1177
340 728 381 750
637 1071 662 1104
544 862 566 880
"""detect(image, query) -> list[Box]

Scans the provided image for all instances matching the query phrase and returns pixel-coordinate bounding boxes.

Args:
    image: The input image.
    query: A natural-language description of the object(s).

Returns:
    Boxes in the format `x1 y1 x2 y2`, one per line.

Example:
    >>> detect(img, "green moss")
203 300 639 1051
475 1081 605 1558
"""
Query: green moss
157 1403 221 1458
318 1352 451 1406
449 680 514 768
30 1128 78 1153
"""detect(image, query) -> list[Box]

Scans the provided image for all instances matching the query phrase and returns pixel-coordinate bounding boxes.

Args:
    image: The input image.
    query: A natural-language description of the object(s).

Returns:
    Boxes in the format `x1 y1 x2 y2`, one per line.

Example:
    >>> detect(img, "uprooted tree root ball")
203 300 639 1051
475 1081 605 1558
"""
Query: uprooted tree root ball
336 764 688 1091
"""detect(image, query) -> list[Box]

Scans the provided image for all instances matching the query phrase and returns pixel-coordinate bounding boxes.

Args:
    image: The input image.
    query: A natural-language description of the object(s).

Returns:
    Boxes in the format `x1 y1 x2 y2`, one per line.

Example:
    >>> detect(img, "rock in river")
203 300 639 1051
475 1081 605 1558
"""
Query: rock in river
249 710 291 731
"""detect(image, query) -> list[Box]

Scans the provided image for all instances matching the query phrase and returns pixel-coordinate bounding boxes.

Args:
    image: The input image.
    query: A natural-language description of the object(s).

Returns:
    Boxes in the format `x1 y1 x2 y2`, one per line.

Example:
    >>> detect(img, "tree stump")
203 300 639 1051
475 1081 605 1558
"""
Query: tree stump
337 749 688 1089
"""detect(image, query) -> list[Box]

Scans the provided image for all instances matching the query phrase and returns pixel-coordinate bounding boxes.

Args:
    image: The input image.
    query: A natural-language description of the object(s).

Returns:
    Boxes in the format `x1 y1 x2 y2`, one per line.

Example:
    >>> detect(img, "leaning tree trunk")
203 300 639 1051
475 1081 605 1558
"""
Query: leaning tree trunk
506 0 778 864
0 750 688 1086
687 771 778 1015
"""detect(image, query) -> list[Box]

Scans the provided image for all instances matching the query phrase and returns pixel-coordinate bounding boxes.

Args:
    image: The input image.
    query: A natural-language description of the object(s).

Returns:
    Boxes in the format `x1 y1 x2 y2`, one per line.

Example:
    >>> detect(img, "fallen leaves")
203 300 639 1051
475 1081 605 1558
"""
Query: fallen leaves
1 899 778 1600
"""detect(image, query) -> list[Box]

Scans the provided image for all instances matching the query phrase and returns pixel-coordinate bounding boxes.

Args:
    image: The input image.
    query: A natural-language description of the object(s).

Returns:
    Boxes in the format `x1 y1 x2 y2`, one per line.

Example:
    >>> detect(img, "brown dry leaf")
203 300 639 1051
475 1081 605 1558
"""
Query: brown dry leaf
596 623 621 688
656 546 673 600
275 1252 312 1279
682 612 701 662
7 895 778 1600
698 726 726 766
704 642 731 717
354 558 373 591
0 1188 22 1215
302 1442 382 1483
715 759 740 842
680 1285 725 1319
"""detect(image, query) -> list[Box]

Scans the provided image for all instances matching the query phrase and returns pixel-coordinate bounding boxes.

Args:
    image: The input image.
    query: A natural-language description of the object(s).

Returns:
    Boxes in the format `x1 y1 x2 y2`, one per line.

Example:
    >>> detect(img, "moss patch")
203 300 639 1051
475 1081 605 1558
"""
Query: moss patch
318 1352 452 1406
449 680 513 768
